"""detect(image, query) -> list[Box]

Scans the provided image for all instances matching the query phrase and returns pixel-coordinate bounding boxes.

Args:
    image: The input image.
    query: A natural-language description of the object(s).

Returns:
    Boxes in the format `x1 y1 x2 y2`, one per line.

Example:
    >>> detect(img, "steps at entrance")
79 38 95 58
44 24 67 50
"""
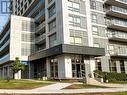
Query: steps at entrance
88 78 102 85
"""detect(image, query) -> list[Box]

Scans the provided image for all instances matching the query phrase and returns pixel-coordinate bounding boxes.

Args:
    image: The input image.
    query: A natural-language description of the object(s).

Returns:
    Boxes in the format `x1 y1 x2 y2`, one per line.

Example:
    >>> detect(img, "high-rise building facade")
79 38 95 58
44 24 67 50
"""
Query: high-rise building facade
1 0 127 83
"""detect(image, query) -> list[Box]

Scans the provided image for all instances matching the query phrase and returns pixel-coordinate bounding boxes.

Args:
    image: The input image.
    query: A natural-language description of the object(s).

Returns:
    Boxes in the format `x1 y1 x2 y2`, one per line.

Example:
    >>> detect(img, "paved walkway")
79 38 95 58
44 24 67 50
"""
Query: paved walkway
0 83 127 94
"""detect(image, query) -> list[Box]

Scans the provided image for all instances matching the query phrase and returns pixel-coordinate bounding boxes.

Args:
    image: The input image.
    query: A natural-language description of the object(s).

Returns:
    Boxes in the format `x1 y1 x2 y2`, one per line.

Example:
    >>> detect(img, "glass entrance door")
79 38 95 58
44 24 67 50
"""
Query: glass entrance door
72 63 85 78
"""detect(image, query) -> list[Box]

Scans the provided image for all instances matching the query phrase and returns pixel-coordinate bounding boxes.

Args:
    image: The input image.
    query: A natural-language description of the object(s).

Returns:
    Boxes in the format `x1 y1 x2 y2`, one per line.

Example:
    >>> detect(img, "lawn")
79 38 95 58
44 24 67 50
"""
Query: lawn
64 84 108 89
0 80 51 89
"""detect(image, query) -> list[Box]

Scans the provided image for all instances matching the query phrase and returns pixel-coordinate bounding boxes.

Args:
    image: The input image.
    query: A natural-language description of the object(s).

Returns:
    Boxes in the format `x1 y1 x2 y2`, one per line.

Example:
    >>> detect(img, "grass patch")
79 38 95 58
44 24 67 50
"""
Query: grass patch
64 84 108 89
0 80 52 89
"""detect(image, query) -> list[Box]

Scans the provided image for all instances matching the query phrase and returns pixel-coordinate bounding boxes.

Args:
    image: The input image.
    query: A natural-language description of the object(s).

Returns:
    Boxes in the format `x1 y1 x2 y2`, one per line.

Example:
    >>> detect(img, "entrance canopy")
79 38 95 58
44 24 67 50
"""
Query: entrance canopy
29 44 105 61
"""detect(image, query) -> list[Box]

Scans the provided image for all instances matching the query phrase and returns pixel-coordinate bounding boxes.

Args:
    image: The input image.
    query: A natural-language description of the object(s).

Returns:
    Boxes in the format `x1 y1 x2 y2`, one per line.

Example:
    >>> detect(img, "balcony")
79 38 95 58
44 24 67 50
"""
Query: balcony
107 30 127 42
0 30 10 44
0 40 10 52
108 45 127 57
106 18 127 31
0 54 10 64
35 33 46 44
28 0 45 17
36 21 45 34
105 0 127 9
106 6 127 19
35 9 45 23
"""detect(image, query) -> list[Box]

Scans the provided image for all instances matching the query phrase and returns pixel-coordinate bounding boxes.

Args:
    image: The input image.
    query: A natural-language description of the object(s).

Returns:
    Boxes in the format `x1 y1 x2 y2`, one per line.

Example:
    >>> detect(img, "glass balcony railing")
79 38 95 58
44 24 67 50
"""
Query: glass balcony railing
0 30 10 44
119 0 127 4
106 6 127 16
36 21 45 33
35 33 46 43
108 45 127 56
35 9 45 20
106 18 127 27
0 54 10 64
0 40 10 51
28 0 45 17
107 30 127 40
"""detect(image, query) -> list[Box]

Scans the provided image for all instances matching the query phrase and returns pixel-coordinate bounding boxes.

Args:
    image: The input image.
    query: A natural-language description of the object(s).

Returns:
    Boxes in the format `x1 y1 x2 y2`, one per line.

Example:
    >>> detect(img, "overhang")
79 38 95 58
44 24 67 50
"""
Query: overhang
29 44 105 61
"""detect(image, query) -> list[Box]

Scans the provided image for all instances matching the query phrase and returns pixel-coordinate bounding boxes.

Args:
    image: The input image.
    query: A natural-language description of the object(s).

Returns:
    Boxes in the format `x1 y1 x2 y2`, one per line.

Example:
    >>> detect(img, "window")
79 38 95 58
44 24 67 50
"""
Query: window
49 34 57 47
22 20 28 31
69 15 81 27
68 1 80 12
50 58 58 78
21 43 31 56
48 0 52 4
70 37 82 45
49 19 56 32
90 0 96 9
48 4 56 18
120 60 125 73
109 60 117 72
94 43 100 47
95 58 102 71
92 14 97 23
92 26 98 35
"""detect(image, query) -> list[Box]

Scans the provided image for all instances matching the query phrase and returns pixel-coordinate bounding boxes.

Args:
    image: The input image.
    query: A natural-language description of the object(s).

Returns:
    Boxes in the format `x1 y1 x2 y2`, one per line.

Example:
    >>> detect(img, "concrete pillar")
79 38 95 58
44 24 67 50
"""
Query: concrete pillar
64 55 72 78
14 70 21 79
116 60 121 73
58 55 65 78
46 58 50 78
124 61 127 74
2 67 5 79
84 59 90 84
89 57 96 78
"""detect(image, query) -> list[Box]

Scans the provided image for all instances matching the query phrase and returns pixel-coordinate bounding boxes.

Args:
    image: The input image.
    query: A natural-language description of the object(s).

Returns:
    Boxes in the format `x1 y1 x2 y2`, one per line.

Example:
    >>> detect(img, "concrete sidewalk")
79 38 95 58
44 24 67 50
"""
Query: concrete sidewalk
0 83 127 94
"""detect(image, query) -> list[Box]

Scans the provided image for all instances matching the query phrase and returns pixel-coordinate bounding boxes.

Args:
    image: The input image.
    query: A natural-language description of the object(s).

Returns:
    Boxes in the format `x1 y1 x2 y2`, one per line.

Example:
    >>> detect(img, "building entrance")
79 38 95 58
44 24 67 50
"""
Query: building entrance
72 63 85 78
71 55 86 78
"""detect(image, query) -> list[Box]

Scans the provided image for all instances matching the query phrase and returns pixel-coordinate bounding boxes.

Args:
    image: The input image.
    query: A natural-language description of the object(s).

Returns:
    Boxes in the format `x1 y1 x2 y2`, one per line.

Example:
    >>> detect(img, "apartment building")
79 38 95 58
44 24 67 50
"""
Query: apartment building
1 0 127 82
0 15 35 79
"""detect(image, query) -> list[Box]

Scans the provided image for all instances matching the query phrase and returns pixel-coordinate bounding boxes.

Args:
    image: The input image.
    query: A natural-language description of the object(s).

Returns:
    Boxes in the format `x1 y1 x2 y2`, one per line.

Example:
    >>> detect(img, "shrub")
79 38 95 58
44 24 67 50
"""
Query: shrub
94 70 127 82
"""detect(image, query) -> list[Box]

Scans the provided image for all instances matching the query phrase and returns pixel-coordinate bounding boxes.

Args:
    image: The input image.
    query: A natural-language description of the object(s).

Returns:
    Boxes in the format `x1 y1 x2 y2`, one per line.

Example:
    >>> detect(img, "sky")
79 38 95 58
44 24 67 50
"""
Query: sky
0 0 9 32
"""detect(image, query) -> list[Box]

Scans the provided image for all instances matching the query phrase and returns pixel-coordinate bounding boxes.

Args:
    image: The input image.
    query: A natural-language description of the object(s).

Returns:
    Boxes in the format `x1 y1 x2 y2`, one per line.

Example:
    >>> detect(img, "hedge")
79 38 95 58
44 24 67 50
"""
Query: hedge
94 70 127 82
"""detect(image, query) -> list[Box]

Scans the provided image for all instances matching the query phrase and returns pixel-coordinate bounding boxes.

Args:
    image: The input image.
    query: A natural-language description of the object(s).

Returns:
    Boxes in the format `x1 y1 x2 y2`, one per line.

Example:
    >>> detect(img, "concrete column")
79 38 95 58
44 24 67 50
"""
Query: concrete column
2 67 5 79
89 57 96 78
64 55 72 78
116 60 121 73
58 55 65 78
7 66 10 78
14 70 21 79
124 61 127 74
84 59 90 84
46 58 50 78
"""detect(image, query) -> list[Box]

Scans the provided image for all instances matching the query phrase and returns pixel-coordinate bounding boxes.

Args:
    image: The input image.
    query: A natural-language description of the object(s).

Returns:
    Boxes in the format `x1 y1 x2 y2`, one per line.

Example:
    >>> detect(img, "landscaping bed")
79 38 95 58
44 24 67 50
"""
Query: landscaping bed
64 84 108 89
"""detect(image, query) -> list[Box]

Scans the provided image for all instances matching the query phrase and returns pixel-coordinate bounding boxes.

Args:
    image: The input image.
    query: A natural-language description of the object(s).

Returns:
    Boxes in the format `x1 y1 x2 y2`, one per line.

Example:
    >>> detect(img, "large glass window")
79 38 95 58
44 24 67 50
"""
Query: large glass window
90 0 96 10
48 4 56 18
92 14 97 23
120 60 125 73
95 58 102 71
50 58 58 78
68 1 80 12
92 26 99 35
109 60 117 72
70 37 82 45
49 19 56 32
49 33 57 47
69 15 81 27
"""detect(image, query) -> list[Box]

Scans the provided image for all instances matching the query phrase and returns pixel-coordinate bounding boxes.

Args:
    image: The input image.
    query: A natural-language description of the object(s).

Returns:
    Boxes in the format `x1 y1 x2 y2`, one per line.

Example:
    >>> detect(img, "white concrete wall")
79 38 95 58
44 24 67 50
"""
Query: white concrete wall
10 15 34 61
